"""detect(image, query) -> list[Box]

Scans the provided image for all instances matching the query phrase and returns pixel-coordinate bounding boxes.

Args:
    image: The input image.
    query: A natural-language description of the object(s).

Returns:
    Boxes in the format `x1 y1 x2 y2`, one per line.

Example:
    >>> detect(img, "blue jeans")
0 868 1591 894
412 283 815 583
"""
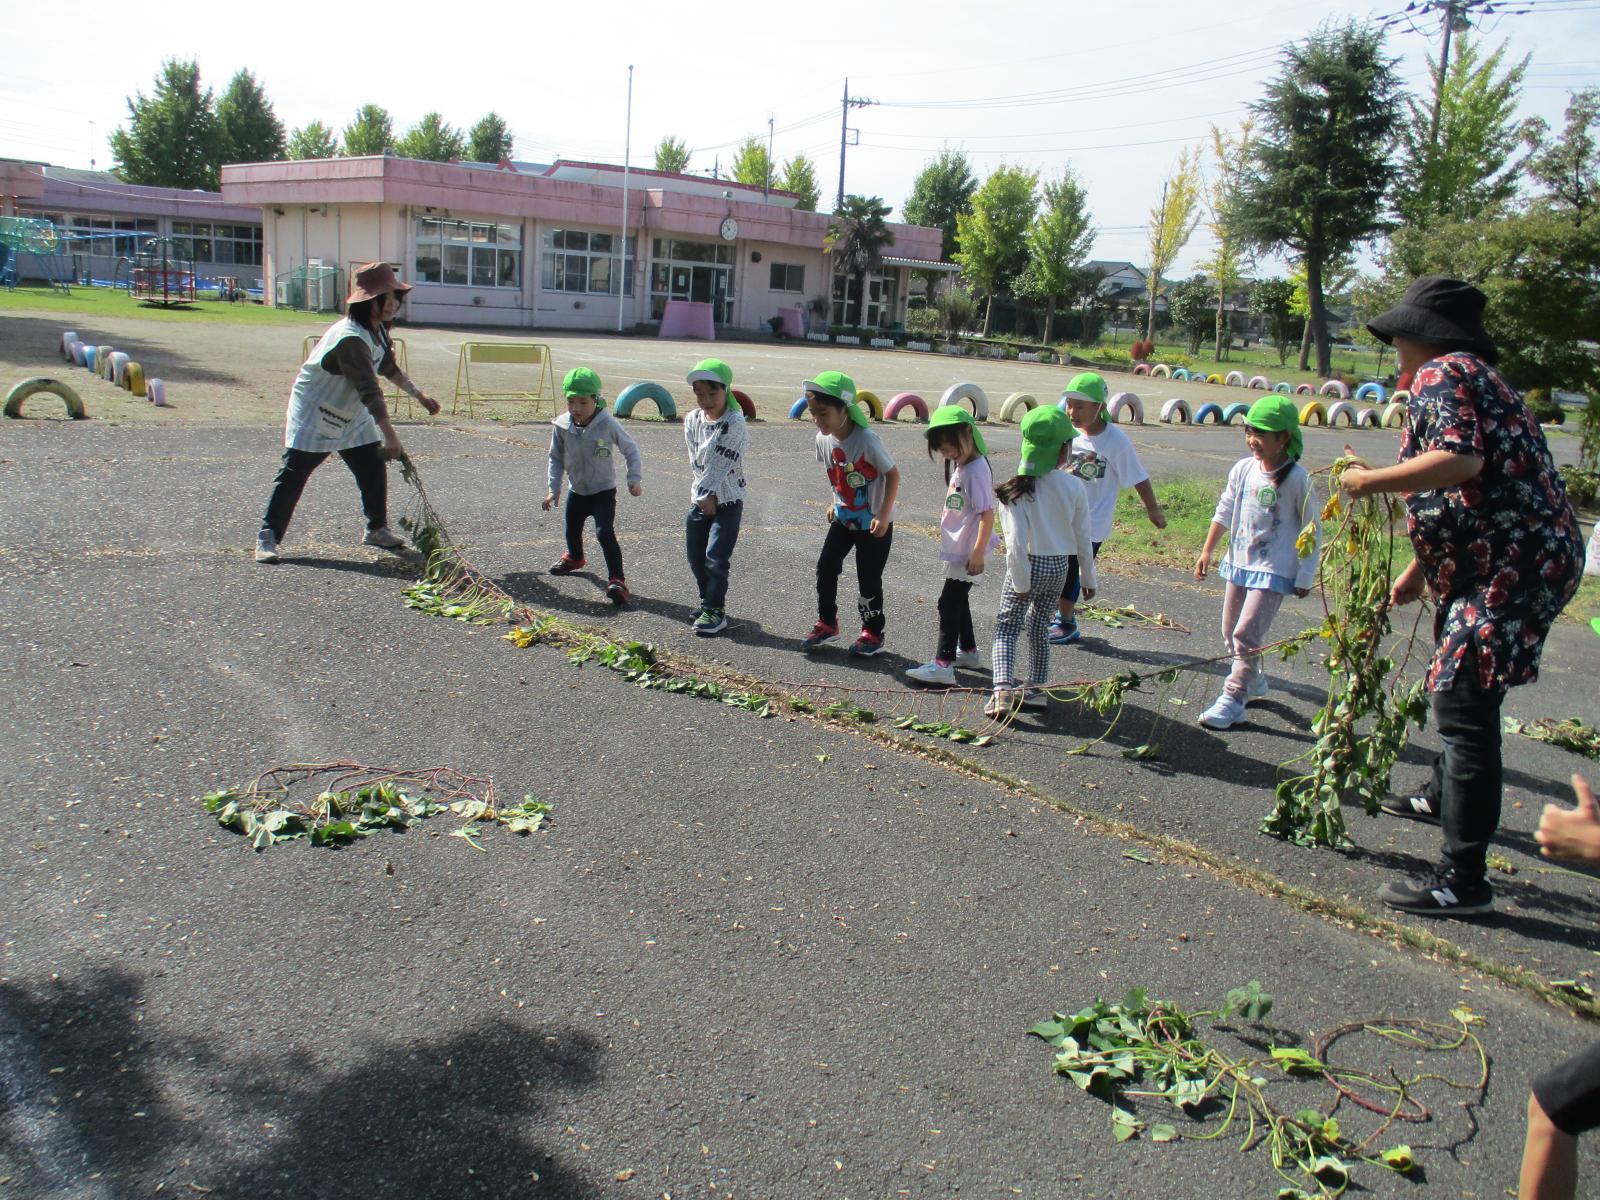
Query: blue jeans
685 500 742 611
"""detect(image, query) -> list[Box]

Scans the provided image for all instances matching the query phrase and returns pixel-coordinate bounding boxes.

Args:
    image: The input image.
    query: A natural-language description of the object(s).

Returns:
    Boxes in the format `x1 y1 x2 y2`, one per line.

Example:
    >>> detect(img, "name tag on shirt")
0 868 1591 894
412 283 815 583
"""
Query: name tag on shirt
945 492 966 510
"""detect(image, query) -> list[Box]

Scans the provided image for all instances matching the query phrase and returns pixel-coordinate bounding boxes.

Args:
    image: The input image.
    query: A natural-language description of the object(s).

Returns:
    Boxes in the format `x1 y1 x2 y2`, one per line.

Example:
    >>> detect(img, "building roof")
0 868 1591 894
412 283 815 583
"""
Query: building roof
12 161 261 222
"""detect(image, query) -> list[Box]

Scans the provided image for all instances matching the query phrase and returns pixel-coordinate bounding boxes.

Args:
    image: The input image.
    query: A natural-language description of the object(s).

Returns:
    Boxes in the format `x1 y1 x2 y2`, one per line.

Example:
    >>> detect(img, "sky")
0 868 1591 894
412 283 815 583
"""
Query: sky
3 0 1597 276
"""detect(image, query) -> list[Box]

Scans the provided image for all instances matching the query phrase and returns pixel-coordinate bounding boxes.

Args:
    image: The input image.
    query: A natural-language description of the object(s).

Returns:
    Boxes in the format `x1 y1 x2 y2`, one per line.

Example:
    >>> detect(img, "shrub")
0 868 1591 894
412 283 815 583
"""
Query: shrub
1559 464 1598 507
1130 339 1153 361
1525 388 1564 425
1095 346 1131 366
936 283 976 335
1579 395 1600 474
905 306 941 340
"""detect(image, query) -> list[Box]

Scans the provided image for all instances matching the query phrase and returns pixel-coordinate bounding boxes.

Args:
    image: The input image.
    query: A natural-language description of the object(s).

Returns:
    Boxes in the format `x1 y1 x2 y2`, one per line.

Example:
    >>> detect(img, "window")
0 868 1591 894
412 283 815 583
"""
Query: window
769 262 804 292
651 238 733 266
539 228 635 295
414 218 523 288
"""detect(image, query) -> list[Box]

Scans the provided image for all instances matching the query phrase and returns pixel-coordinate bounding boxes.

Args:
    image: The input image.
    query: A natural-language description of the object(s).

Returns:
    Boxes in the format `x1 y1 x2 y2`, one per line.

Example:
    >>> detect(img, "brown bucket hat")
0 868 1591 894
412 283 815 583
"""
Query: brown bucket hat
346 261 412 305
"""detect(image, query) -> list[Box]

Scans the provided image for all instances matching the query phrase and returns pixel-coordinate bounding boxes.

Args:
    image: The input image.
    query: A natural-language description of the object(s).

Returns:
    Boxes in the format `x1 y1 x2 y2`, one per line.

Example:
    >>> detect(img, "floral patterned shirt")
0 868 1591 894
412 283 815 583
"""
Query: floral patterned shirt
1400 352 1583 694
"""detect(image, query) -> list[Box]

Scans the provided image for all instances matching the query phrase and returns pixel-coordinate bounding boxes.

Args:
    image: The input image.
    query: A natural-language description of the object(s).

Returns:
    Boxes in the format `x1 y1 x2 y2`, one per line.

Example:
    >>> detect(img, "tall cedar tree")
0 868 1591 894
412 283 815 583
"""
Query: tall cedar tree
218 69 286 165
826 195 896 327
654 136 691 174
954 165 1037 335
343 105 395 156
395 113 466 162
902 149 977 263
1231 22 1401 378
467 113 514 163
778 155 821 211
287 121 340 159
110 59 226 190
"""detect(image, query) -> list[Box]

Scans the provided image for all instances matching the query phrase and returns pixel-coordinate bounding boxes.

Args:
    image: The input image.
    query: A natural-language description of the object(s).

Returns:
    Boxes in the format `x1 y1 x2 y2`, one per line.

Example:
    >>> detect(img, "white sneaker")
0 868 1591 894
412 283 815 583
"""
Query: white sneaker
954 647 981 669
254 530 279 563
1246 671 1270 702
1198 694 1247 729
362 526 405 549
906 660 958 686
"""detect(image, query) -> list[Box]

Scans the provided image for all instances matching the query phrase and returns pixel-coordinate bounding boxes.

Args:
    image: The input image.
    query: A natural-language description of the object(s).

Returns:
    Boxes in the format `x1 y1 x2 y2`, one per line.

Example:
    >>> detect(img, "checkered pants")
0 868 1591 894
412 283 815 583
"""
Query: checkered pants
991 554 1072 690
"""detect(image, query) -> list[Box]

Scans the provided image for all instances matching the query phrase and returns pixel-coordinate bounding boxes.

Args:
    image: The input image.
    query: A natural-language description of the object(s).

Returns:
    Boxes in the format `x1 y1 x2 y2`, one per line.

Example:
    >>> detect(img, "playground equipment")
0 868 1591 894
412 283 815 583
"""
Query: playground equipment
1353 382 1386 404
1172 368 1190 381
1150 364 1171 378
1001 392 1036 422
939 383 989 421
1325 401 1356 427
5 377 86 419
1319 380 1350 399
885 392 928 422
1247 375 1269 389
1194 402 1223 424
1224 371 1245 387
452 341 556 416
1160 398 1192 424
108 351 130 386
789 395 808 419
60 331 78 358
614 381 676 420
123 361 145 394
1132 363 1150 376
1273 381 1293 394
1295 383 1313 395
1356 407 1381 427
131 237 196 306
0 216 70 293
1107 392 1144 424
1206 374 1222 385
855 390 885 422
1222 402 1251 424
148 378 170 407
731 389 758 420
1382 401 1407 428
1298 400 1328 426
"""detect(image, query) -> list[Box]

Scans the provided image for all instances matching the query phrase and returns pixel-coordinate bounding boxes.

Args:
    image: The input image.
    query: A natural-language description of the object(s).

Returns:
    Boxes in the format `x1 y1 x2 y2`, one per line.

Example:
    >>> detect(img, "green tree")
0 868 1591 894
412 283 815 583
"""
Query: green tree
731 135 773 190
654 135 691 174
1202 121 1255 361
1144 147 1203 342
778 154 821 211
217 69 285 165
1529 88 1599 226
1398 36 1535 232
343 105 395 156
1231 22 1401 377
1248 277 1299 366
467 112 513 163
109 59 226 190
1167 276 1218 355
825 194 896 327
1288 255 1355 371
1013 167 1095 344
395 112 466 162
286 120 340 159
903 149 978 263
953 164 1038 335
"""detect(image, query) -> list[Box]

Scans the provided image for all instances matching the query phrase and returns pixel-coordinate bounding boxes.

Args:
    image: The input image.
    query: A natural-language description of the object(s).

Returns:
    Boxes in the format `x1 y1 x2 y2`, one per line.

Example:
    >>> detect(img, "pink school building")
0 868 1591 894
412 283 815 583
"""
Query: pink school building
220 156 948 335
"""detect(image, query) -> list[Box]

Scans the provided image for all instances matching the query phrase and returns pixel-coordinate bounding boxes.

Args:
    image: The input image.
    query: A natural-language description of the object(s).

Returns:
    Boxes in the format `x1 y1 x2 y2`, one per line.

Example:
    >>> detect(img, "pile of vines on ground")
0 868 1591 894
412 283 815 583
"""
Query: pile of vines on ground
1506 716 1600 761
200 761 550 851
1030 982 1487 1198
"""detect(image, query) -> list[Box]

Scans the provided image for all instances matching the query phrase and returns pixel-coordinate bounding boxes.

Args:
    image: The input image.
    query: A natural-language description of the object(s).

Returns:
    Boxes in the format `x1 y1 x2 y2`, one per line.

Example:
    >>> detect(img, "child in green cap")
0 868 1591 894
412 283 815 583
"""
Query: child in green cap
544 366 643 605
1051 371 1167 645
988 406 1096 718
1193 394 1320 729
800 370 901 657
683 358 746 636
906 405 997 687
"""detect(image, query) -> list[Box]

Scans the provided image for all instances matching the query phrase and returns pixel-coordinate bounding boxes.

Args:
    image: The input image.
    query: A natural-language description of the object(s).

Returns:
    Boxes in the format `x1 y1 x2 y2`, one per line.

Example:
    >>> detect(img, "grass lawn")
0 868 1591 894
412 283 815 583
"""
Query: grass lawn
0 282 330 329
1103 474 1599 626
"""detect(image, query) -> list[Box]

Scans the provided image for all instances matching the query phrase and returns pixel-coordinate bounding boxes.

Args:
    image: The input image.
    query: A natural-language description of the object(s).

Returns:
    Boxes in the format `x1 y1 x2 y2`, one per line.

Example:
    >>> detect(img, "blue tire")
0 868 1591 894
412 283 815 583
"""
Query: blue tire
615 381 678 420
789 395 808 419
1354 382 1386 404
1194 402 1223 424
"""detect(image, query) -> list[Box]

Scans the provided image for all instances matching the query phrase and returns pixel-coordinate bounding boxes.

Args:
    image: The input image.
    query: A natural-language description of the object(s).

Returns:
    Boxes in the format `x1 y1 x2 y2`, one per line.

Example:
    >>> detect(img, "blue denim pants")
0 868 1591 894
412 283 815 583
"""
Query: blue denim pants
685 499 742 612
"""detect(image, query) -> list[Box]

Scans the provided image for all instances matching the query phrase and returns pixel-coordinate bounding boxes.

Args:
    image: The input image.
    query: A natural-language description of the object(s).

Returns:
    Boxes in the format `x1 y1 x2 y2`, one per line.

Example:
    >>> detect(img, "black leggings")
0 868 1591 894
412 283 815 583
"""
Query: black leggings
936 578 976 661
565 488 624 579
816 520 893 635
261 443 387 539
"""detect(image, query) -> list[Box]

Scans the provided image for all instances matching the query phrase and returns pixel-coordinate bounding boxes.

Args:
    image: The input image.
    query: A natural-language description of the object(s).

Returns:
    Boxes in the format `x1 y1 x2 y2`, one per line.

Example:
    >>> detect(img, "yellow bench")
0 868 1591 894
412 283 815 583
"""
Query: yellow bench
452 341 556 417
301 334 414 414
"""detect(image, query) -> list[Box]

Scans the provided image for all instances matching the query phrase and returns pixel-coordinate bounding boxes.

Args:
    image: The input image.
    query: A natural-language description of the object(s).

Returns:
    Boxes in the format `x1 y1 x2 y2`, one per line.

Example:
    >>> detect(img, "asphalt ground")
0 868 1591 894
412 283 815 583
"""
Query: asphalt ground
3 315 1599 1197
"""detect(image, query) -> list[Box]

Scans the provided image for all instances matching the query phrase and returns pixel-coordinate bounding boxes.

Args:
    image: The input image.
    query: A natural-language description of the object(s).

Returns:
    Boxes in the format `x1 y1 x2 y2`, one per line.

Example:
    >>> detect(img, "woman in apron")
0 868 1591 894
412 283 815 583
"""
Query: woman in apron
255 262 439 562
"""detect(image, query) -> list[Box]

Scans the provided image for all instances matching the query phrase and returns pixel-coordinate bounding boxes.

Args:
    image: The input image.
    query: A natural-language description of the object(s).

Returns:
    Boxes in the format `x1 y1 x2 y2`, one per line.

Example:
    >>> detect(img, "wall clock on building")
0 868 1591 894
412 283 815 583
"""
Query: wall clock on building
719 217 738 241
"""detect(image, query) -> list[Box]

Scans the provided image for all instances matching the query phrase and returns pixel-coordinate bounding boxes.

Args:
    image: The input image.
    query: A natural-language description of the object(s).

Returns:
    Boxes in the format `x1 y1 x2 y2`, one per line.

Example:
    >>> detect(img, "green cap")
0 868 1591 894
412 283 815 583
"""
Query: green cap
563 366 603 405
926 403 988 457
1245 394 1303 461
1019 405 1076 476
802 370 869 429
686 358 733 390
1061 371 1109 414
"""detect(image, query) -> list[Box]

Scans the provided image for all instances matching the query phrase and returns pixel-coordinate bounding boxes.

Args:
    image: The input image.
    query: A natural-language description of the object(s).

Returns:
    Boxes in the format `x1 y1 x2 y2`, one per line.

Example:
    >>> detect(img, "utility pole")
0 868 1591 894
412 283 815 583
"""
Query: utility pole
765 115 774 199
835 79 876 213
1426 1 1470 149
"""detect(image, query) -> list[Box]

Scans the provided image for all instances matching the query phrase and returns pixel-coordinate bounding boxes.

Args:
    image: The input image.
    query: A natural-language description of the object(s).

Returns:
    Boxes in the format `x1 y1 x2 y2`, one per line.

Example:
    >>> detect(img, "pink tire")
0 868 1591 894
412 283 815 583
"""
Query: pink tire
885 392 928 422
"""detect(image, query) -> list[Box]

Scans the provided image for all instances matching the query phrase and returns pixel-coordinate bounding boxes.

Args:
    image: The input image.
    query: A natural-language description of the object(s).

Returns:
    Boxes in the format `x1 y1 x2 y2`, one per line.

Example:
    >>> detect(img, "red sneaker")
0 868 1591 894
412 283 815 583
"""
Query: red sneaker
549 554 585 575
801 620 840 650
848 630 885 657
606 577 630 605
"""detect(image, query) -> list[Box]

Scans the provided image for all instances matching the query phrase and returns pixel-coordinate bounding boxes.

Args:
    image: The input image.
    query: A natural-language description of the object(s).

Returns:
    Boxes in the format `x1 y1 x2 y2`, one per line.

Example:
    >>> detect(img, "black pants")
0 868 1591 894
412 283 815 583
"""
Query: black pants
261 443 387 539
1420 667 1505 881
816 520 893 635
936 578 976 661
565 488 623 579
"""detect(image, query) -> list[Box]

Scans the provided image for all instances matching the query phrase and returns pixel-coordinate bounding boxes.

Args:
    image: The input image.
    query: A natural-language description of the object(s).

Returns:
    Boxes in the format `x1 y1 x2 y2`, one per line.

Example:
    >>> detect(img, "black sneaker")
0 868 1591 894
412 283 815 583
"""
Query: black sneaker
606 577 630 605
1379 867 1493 917
549 554 585 576
1380 792 1441 824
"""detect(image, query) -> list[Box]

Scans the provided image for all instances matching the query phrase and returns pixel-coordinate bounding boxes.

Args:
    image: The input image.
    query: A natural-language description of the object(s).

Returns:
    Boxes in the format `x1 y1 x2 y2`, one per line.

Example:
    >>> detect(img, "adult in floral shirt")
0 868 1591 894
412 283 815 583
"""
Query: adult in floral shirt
1343 277 1583 918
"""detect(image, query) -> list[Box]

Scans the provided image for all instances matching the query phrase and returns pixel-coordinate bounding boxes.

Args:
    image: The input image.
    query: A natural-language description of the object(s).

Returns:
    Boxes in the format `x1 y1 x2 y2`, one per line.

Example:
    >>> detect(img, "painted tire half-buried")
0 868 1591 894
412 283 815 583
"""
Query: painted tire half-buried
1107 392 1144 424
1222 402 1251 424
97 347 115 380
1171 368 1190 381
1325 401 1356 427
1356 407 1381 428
614 381 678 420
999 392 1036 422
148 378 169 407
123 362 145 395
1319 380 1350 399
60 331 79 359
1133 363 1150 376
939 382 989 422
109 351 131 386
71 341 87 366
1353 382 1386 404
1298 400 1328 426
1295 383 1313 395
885 392 928 422
1160 398 1192 424
731 388 757 421
1150 363 1171 378
1194 402 1223 424
1382 401 1408 428
789 395 809 419
1273 381 1292 394
1247 375 1269 390
1206 374 1222 385
5 377 87 419
856 390 885 422
1224 371 1246 387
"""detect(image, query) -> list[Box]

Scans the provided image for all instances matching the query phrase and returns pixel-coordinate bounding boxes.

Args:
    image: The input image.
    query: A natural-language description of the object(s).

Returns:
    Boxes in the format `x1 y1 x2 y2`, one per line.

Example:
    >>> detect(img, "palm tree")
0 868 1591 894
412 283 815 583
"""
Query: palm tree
826 195 895 327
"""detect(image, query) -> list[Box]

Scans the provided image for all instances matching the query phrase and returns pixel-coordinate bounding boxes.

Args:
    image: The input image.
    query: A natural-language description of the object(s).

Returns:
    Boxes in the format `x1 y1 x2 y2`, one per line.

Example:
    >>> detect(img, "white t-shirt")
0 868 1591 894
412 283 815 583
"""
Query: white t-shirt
1065 422 1149 542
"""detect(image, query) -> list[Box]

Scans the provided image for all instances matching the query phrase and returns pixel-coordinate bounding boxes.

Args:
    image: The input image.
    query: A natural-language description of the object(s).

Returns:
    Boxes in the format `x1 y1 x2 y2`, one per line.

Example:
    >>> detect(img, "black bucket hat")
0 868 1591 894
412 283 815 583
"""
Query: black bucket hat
1366 276 1498 365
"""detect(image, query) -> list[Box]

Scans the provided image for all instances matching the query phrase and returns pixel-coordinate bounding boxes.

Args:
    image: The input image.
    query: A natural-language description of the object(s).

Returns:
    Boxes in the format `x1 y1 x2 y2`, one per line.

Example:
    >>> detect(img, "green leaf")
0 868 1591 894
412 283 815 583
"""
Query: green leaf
1028 1018 1067 1040
200 788 238 812
1122 849 1152 863
309 820 364 847
1376 1144 1414 1172
1150 1123 1177 1143
1270 1046 1324 1075
1110 1107 1143 1141
1309 1154 1349 1185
